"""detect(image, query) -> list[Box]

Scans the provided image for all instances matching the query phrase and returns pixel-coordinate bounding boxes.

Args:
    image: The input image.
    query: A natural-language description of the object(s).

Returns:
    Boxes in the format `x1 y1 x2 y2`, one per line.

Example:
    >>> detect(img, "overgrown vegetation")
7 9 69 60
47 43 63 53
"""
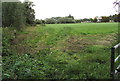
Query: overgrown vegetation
2 1 35 29
2 23 118 79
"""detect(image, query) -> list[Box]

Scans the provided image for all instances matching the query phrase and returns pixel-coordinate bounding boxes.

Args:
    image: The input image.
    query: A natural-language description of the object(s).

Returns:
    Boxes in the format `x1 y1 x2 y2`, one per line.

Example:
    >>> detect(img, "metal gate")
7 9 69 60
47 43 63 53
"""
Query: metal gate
111 43 120 79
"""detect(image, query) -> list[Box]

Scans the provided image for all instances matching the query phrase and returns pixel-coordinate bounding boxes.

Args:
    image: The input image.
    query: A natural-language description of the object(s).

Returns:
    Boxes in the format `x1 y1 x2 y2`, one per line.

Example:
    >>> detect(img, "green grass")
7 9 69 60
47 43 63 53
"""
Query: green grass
2 23 118 79
44 23 117 34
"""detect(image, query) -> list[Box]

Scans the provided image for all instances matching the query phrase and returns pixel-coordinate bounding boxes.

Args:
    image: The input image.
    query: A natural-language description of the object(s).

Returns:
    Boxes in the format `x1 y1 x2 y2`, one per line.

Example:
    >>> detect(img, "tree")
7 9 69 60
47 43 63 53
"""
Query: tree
0 1 2 27
45 18 56 24
89 18 94 22
57 17 75 24
67 14 74 20
113 0 120 49
35 19 45 26
75 19 81 23
24 1 35 26
101 16 109 22
2 0 36 29
2 1 26 29
113 0 120 22
93 17 97 22
113 14 119 22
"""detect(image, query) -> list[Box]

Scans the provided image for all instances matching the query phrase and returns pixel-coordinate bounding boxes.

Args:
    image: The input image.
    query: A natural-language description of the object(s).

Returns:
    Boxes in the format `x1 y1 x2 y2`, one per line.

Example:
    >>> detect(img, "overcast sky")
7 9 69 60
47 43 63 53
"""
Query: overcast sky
20 0 118 19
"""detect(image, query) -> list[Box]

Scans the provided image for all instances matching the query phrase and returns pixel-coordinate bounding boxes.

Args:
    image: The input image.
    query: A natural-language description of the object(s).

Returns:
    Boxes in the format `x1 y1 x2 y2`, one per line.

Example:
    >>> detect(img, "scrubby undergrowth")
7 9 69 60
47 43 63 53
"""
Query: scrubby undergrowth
2 23 118 79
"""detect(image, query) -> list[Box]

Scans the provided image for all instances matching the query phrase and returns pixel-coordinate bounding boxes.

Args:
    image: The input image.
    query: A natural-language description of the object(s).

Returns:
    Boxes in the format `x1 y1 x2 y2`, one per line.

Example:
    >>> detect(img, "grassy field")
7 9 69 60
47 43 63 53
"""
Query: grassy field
2 23 118 79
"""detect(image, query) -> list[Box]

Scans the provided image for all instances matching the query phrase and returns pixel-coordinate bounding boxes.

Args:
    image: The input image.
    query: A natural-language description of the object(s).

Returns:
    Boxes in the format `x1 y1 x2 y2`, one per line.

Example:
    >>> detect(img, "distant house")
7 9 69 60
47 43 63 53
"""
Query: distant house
96 16 102 22
109 20 114 22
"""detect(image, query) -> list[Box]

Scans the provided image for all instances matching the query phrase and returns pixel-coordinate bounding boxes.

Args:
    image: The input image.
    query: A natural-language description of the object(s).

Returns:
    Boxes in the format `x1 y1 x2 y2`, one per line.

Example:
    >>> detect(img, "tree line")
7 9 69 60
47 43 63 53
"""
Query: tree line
36 14 120 24
36 14 75 24
2 0 35 30
2 0 119 28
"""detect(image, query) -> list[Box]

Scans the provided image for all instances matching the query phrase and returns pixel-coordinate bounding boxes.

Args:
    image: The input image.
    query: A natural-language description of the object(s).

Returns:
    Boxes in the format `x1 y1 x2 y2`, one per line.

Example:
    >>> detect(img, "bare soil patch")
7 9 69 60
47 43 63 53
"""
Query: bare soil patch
60 36 94 53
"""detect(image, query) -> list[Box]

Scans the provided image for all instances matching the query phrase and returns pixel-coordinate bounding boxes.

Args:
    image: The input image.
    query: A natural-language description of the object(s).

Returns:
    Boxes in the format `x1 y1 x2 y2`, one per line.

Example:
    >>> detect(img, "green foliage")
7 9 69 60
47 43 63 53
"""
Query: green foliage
35 19 45 26
67 14 74 19
109 14 120 22
2 23 117 79
93 17 97 22
45 18 56 24
24 1 35 25
80 18 93 22
2 28 17 56
75 19 81 23
2 2 25 29
101 16 109 22
45 14 76 24
2 1 35 29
